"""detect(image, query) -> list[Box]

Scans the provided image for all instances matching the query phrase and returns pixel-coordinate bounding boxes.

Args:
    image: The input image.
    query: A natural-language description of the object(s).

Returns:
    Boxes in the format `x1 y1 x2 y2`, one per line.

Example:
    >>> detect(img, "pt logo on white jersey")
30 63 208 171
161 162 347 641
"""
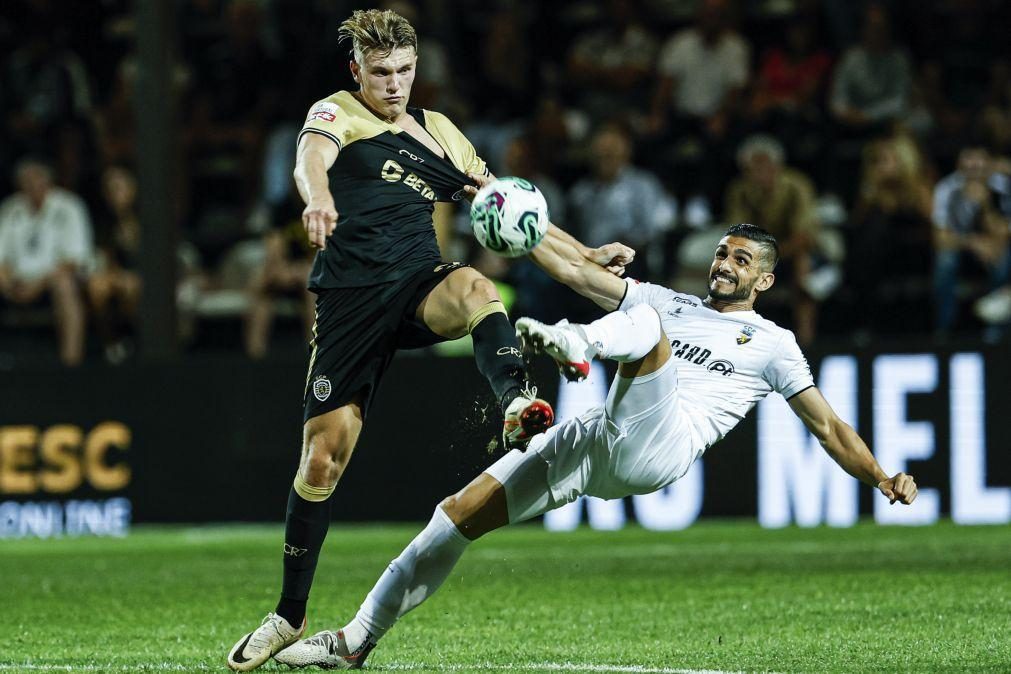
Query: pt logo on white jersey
707 359 735 376
313 375 332 402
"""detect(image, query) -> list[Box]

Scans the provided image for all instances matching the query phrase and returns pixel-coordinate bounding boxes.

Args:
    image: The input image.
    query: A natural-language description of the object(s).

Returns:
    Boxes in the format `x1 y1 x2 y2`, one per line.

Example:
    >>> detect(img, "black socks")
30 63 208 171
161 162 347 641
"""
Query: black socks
276 486 332 627
470 310 526 412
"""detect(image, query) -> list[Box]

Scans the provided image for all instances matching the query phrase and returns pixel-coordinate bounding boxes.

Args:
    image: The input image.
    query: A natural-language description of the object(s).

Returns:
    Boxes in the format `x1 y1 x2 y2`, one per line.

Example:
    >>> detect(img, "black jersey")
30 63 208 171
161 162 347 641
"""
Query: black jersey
298 91 489 289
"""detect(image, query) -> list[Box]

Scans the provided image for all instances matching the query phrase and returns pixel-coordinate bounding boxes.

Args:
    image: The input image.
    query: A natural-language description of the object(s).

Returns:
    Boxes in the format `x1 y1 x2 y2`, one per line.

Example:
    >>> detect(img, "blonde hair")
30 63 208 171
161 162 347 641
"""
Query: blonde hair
859 134 931 214
338 9 417 64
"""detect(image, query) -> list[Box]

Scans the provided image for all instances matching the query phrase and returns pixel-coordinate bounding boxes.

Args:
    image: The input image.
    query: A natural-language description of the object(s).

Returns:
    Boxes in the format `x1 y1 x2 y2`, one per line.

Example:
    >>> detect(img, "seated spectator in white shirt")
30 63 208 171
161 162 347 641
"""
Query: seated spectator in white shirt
568 122 676 280
0 158 93 366
647 0 750 205
566 0 658 126
650 0 750 136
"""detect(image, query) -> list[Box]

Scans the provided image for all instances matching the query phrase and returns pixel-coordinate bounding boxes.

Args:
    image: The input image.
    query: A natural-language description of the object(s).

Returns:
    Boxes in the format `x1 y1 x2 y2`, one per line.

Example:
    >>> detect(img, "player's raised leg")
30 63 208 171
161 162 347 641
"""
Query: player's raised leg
416 266 554 447
275 447 563 669
516 302 667 380
227 403 362 671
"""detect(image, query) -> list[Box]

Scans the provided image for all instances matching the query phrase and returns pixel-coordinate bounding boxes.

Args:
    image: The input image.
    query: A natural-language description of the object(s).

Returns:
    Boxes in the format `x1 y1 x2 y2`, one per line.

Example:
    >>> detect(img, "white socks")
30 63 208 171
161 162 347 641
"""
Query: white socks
347 506 470 649
579 304 662 363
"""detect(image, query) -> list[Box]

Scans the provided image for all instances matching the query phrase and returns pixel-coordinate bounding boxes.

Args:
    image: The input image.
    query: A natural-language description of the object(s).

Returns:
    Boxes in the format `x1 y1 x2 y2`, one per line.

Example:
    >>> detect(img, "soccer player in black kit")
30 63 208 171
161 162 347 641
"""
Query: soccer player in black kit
226 9 629 671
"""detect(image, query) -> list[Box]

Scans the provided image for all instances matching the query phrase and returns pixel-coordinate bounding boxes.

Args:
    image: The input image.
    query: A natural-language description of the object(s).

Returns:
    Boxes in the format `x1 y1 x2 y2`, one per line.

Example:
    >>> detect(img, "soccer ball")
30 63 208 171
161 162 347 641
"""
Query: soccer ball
470 177 549 258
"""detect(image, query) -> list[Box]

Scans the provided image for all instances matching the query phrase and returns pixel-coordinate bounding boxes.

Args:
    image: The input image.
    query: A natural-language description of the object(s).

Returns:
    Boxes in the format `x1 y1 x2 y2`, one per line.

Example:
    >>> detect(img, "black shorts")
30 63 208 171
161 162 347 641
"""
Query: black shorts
303 262 467 422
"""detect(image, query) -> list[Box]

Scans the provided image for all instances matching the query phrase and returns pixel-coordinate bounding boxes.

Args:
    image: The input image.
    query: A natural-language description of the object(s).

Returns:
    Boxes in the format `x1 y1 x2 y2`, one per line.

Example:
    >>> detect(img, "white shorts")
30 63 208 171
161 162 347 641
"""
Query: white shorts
485 356 700 523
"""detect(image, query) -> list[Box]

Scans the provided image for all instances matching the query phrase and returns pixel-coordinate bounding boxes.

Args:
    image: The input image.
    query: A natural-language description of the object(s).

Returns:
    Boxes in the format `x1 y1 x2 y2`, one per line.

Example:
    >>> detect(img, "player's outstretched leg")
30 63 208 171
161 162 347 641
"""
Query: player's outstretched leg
516 303 662 380
275 452 558 669
418 267 554 448
273 504 471 670
274 489 492 669
227 405 362 671
466 294 553 448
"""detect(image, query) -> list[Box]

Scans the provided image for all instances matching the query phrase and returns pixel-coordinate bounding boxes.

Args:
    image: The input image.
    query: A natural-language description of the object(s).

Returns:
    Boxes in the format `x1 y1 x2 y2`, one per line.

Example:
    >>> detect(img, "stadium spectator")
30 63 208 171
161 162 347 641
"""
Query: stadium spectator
0 158 92 366
1 20 94 192
380 1 461 117
724 135 827 344
931 145 1011 334
184 0 280 230
829 4 912 133
565 0 658 127
94 57 138 169
981 60 1011 158
648 0 750 204
88 166 142 364
476 7 535 122
747 12 832 172
848 135 934 334
495 133 585 325
244 185 315 360
568 122 676 280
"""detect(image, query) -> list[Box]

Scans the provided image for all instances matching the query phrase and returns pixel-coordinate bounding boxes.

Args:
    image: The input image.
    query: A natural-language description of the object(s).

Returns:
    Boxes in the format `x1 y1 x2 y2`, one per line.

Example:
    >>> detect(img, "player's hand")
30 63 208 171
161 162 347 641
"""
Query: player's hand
878 472 918 505
302 198 338 249
463 172 494 201
588 242 636 276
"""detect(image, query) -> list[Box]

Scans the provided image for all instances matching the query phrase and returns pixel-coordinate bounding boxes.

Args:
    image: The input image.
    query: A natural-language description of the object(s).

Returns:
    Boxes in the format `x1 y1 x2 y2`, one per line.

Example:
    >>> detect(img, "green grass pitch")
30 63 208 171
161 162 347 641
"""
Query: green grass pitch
1 521 1008 673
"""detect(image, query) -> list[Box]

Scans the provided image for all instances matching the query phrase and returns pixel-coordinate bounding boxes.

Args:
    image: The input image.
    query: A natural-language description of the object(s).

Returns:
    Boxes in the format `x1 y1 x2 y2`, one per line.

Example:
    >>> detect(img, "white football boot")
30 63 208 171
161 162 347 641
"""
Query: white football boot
227 613 305 671
502 384 554 449
515 317 594 382
273 629 377 670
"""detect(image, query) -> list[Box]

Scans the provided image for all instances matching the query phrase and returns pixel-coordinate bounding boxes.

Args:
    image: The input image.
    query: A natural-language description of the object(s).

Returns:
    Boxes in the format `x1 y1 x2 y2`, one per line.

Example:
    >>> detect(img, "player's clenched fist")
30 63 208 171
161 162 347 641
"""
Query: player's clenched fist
589 242 636 276
878 472 918 505
303 198 338 249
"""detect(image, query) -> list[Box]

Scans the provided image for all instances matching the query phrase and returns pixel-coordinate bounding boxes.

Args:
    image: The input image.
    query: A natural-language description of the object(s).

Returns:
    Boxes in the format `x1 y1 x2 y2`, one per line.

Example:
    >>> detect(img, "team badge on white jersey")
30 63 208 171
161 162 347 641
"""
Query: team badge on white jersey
312 375 332 402
618 278 814 451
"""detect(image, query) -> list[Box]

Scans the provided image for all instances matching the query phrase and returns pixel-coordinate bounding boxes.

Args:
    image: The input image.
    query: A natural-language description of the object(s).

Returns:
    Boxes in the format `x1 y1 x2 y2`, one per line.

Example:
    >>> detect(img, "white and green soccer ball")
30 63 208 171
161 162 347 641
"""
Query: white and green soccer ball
470 176 549 258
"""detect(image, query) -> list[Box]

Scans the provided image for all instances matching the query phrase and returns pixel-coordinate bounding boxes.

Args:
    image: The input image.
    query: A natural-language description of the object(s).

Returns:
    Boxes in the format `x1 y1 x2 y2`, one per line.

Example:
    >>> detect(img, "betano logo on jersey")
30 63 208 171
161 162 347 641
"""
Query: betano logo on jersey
380 159 436 200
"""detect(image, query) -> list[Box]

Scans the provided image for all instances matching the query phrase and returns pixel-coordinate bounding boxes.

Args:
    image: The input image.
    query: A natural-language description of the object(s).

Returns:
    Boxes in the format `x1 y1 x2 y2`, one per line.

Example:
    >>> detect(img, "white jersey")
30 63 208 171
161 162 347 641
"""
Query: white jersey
487 279 817 512
619 279 814 453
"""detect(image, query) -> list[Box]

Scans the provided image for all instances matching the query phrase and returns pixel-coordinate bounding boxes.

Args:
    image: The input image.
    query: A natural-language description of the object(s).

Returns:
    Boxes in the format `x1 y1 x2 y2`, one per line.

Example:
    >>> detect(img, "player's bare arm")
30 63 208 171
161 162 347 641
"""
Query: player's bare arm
788 387 918 505
463 171 635 304
529 225 633 311
294 132 340 249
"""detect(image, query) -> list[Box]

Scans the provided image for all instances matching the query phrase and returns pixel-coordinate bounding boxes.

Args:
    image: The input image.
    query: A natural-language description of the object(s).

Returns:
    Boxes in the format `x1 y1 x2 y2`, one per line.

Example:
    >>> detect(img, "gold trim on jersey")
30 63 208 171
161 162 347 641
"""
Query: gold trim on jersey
298 91 487 176
422 109 489 176
304 315 319 399
298 90 400 151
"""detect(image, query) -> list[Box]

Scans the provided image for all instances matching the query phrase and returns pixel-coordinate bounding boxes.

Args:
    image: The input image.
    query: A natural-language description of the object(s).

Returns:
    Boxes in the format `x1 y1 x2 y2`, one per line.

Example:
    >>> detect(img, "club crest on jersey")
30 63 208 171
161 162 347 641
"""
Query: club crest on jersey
736 326 756 345
312 375 332 402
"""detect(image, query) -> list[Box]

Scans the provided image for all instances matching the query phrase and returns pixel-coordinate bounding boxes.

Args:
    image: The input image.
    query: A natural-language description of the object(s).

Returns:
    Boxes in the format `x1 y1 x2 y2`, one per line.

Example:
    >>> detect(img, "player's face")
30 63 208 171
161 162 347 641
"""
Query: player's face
352 47 417 121
707 236 774 302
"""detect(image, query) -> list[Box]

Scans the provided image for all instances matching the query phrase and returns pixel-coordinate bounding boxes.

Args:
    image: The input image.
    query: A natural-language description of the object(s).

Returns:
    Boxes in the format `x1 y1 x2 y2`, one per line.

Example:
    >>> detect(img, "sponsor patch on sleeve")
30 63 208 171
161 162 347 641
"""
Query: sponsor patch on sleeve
307 102 339 123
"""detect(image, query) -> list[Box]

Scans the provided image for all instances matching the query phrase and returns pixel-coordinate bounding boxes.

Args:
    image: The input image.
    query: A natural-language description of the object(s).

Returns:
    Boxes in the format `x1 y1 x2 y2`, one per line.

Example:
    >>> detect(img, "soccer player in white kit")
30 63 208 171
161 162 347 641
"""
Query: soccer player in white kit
274 222 919 669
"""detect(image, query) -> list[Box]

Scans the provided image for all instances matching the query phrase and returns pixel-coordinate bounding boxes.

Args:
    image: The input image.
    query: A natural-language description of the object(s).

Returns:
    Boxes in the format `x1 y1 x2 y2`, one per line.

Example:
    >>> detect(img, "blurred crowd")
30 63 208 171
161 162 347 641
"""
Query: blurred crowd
2 0 1011 367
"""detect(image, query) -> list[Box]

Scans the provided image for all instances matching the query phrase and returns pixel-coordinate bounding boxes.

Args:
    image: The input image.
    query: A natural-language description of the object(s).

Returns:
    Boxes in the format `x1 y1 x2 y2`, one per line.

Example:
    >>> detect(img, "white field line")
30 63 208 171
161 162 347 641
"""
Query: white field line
0 663 755 673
